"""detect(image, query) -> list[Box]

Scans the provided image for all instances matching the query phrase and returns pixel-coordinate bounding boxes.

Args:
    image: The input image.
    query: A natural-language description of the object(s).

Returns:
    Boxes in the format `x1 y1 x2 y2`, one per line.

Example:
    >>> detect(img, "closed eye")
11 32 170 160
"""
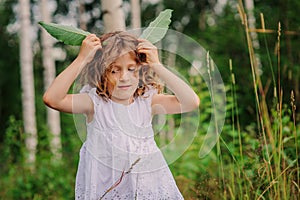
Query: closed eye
128 64 140 72
128 67 136 72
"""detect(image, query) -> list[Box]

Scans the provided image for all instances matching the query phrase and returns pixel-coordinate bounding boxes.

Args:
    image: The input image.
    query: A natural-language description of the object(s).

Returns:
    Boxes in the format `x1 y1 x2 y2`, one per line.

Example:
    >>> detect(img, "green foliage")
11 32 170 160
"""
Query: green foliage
0 114 81 199
0 0 21 138
2 162 74 200
1 116 25 165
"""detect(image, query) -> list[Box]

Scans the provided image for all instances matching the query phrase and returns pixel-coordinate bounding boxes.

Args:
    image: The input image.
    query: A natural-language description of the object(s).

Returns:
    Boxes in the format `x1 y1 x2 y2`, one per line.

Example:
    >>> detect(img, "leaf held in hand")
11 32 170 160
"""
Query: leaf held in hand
39 9 173 46
139 9 173 44
38 21 90 46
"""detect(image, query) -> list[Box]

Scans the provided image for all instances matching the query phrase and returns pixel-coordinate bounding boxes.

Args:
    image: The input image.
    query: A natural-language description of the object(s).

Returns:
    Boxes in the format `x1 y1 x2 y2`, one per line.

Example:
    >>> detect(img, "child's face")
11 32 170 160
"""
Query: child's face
107 52 140 105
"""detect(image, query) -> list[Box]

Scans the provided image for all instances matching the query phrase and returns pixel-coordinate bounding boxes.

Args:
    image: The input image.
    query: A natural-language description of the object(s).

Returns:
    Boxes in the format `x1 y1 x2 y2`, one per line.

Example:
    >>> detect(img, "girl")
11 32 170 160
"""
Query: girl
43 31 199 199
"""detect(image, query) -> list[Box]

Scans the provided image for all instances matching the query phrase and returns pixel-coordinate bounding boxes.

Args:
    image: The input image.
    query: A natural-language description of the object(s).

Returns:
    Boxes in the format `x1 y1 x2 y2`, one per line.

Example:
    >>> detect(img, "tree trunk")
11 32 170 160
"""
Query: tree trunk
79 0 87 31
101 0 126 32
130 0 141 30
244 0 262 73
40 0 62 160
19 0 37 166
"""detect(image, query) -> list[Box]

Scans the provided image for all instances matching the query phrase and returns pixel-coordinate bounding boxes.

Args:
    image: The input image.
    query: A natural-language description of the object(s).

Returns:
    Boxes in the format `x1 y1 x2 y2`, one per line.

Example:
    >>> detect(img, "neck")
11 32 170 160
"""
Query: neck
110 96 134 105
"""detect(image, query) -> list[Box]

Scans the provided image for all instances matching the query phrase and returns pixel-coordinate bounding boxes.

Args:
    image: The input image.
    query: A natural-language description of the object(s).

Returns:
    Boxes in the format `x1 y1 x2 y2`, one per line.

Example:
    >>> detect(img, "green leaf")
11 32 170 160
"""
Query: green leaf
38 21 90 46
139 9 173 44
38 9 173 45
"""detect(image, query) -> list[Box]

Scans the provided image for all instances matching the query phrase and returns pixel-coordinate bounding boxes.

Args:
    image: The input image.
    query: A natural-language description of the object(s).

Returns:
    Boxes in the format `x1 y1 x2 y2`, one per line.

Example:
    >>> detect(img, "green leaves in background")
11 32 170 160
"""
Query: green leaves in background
38 9 173 46
38 21 90 46
139 9 173 43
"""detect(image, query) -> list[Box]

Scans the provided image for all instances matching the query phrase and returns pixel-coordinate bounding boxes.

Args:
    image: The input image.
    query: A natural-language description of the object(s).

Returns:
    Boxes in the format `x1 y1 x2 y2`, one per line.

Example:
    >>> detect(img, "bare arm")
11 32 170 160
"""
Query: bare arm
43 34 102 119
137 39 200 115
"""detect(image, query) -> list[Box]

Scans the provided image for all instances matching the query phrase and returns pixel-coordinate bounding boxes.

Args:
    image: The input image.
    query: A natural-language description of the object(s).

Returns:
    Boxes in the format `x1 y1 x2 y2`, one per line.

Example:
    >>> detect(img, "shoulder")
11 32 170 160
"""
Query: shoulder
137 86 158 106
142 85 158 98
80 85 105 106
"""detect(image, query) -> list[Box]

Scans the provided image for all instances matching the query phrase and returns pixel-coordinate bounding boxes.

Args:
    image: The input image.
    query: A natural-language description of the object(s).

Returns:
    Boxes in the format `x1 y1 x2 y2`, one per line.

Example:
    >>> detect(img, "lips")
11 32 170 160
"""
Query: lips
117 85 131 89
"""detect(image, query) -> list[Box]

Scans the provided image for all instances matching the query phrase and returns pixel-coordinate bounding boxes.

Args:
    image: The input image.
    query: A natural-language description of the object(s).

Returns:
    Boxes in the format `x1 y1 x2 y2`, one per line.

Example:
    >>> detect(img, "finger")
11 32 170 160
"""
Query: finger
94 42 102 48
86 34 100 42
87 33 97 38
138 40 154 47
92 37 100 42
137 38 151 43
85 34 95 41
137 42 155 49
86 36 101 47
137 43 154 51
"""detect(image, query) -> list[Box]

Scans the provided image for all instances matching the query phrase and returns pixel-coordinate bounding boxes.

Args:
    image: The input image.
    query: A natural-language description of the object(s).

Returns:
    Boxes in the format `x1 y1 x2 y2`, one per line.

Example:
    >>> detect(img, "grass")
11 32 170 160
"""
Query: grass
175 1 299 199
206 1 300 199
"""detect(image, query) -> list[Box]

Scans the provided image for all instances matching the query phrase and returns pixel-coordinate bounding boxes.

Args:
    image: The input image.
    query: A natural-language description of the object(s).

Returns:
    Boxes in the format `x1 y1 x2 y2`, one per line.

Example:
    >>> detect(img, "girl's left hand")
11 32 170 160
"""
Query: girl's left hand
137 39 161 66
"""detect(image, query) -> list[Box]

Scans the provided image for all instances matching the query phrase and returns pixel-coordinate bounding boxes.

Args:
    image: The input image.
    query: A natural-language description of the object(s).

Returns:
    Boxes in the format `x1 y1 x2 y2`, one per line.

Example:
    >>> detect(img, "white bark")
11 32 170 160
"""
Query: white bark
19 0 37 165
40 0 62 160
245 0 262 73
101 0 126 32
130 0 141 30
245 0 260 49
79 0 87 30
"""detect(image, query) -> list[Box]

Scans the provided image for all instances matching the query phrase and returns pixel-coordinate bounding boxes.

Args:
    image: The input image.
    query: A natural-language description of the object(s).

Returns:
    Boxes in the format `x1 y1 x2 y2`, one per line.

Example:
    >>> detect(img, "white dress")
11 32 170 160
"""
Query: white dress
75 86 184 200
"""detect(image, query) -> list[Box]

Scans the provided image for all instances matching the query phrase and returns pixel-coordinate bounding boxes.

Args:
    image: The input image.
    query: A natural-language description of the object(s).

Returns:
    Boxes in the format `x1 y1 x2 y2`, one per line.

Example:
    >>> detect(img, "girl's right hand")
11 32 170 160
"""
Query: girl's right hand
77 34 102 64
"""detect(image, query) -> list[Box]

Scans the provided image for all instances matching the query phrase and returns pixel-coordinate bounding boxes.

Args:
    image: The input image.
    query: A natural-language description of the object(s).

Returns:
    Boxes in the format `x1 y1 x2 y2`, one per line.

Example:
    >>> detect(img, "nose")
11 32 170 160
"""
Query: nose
119 70 129 81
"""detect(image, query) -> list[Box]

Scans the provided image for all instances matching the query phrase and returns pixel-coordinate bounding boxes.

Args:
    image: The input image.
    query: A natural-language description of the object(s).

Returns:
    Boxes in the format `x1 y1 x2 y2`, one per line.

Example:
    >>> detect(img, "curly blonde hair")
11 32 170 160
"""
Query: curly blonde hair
79 31 162 100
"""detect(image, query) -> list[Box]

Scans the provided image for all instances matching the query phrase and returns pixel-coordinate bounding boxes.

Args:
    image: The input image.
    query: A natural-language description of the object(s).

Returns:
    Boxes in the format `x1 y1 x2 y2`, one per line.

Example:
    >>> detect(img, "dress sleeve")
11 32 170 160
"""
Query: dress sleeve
144 86 158 97
80 85 102 106
143 86 158 109
79 84 92 94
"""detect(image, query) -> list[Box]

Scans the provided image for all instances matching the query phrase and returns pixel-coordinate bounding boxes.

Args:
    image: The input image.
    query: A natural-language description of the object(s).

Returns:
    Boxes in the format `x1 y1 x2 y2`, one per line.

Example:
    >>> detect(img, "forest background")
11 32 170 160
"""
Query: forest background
0 0 299 199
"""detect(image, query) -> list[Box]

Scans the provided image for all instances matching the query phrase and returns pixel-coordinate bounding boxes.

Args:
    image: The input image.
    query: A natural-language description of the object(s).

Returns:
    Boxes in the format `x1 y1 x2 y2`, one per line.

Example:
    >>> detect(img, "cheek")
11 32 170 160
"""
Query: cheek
133 70 140 80
132 73 140 85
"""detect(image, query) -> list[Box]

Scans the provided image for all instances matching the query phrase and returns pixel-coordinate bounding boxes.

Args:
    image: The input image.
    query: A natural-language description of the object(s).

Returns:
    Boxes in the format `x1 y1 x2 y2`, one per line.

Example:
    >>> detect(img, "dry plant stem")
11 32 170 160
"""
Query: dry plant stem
278 89 285 198
258 163 294 200
291 91 299 187
229 59 250 197
261 13 289 199
275 22 289 199
219 135 254 192
248 29 299 35
99 158 141 200
206 52 225 195
276 22 281 103
260 13 277 98
257 180 278 200
239 2 275 142
237 1 299 198
238 0 278 197
238 0 273 178
229 59 237 198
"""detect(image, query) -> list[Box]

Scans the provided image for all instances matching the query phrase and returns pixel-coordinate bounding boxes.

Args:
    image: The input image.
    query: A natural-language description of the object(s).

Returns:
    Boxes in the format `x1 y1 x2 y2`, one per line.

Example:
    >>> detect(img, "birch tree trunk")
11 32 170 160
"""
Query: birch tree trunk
19 0 37 165
245 0 262 72
130 0 141 30
79 0 87 31
40 0 62 160
101 0 126 32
